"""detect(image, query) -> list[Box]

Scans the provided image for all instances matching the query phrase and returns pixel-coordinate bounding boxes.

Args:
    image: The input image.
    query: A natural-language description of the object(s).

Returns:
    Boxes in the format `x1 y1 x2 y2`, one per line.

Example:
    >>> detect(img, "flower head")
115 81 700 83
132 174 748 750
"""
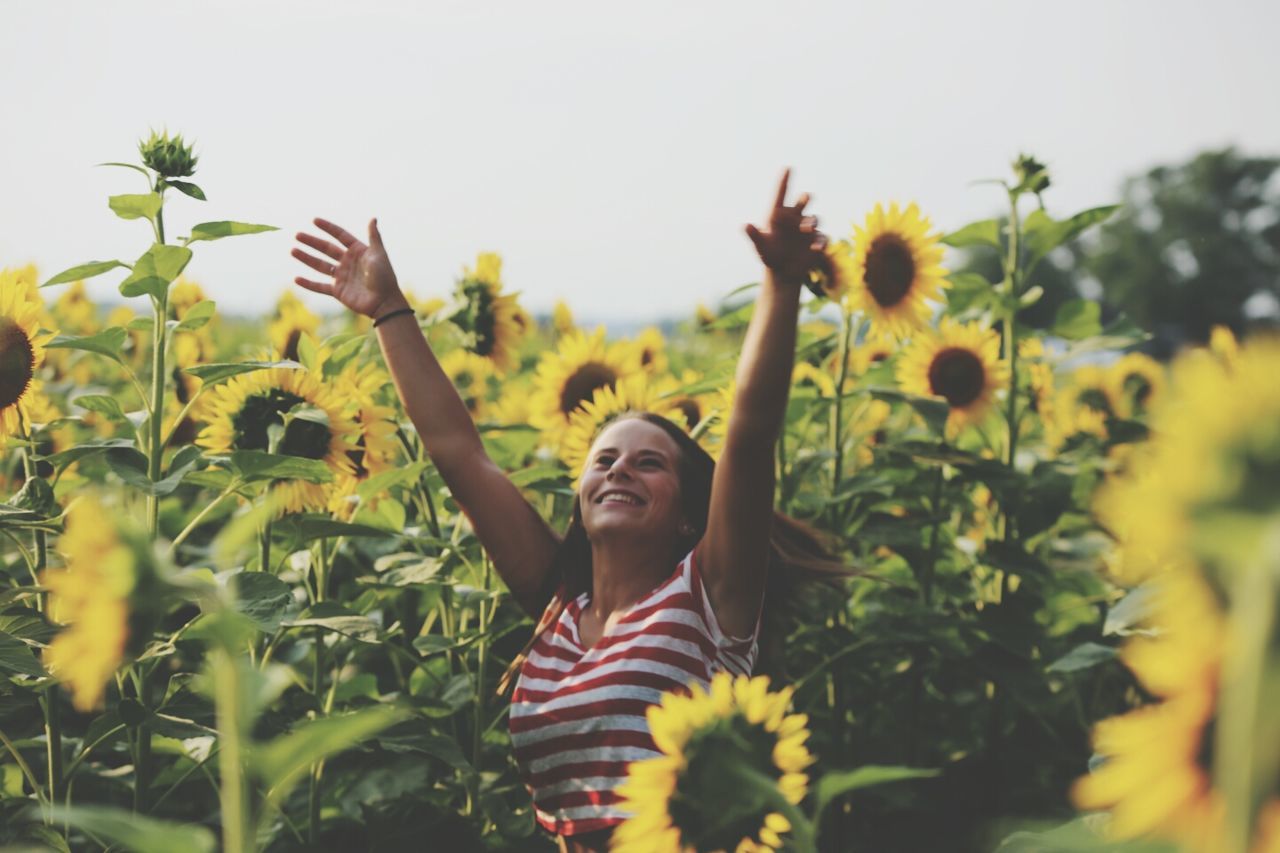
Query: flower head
139 129 198 178
847 203 948 340
612 673 813 853
896 318 1007 434
0 267 56 442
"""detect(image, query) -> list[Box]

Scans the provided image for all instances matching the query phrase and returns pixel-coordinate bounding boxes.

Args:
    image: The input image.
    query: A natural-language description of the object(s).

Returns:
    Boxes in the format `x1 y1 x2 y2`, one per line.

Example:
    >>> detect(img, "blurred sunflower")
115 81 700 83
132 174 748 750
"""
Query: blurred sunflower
792 361 836 398
327 359 400 518
1208 325 1239 365
51 280 99 335
529 328 637 449
896 318 1007 434
847 203 947 340
1072 569 1226 849
198 365 357 514
851 398 893 467
560 374 686 480
1107 352 1165 419
170 278 209 318
552 299 576 336
695 302 717 330
0 267 56 443
440 349 497 419
632 326 669 375
269 291 321 361
808 237 854 302
44 496 155 712
702 380 737 462
450 251 527 373
657 369 717 440
487 379 534 429
1095 334 1280 581
612 673 813 853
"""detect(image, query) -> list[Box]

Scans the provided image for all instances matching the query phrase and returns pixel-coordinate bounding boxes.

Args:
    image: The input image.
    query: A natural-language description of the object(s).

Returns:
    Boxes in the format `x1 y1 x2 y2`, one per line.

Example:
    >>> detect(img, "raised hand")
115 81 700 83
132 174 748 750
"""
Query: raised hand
292 217 405 318
744 168 828 287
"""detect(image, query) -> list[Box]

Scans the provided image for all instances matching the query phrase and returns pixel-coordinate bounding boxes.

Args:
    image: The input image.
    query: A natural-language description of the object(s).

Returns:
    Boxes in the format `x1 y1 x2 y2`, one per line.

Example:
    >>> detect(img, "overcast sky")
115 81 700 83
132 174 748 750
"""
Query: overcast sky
4 0 1278 324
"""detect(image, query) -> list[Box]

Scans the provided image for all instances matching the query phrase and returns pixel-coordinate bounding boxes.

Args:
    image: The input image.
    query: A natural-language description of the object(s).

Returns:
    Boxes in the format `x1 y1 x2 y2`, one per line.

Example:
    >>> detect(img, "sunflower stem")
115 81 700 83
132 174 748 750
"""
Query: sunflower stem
168 480 242 554
470 556 492 805
1002 188 1022 477
212 647 249 853
829 308 855 518
0 725 48 815
259 519 272 574
722 762 817 853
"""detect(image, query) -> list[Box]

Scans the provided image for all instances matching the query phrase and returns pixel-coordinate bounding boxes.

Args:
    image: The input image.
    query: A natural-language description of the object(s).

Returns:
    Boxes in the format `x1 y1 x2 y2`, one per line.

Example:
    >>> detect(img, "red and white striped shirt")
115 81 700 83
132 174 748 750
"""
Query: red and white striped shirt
509 548 761 837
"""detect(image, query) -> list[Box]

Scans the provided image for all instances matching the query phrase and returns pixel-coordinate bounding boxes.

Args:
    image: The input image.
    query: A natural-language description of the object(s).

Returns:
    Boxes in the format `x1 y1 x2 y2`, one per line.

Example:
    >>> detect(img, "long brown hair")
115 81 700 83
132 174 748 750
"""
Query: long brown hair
497 411 855 694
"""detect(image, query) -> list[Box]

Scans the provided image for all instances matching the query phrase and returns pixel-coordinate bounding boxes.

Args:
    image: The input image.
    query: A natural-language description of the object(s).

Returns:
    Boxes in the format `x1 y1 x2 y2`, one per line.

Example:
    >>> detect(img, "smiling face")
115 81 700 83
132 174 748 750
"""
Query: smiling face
578 417 688 544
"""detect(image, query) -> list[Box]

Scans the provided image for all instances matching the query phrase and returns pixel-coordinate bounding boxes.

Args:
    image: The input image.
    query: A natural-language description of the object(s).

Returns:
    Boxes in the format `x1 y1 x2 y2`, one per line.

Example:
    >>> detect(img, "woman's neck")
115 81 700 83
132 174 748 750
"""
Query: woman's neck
585 535 674 621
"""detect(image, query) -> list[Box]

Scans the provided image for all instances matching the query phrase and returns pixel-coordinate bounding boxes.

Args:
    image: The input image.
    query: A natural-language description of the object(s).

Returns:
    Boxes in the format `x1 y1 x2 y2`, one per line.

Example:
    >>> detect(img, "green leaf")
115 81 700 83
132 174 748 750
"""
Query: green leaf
1104 585 1157 637
814 765 938 819
378 722 473 772
944 272 996 315
120 244 193 300
362 555 445 588
184 359 300 386
165 180 206 201
1023 205 1119 271
233 572 294 633
508 465 571 489
942 219 1001 249
226 450 333 484
255 706 405 804
43 805 216 853
0 630 46 677
156 445 205 496
41 437 138 470
866 387 950 435
1051 300 1102 341
108 192 162 222
284 602 378 642
187 221 278 243
175 299 216 331
41 260 129 287
273 514 397 544
72 394 127 421
1047 642 1118 674
354 461 430 500
0 612 56 644
45 327 129 365
104 447 155 493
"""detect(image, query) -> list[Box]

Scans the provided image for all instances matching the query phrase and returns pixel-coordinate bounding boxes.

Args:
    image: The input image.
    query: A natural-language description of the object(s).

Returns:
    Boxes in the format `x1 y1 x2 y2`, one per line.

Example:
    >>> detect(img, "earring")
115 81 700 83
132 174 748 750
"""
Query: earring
678 523 695 536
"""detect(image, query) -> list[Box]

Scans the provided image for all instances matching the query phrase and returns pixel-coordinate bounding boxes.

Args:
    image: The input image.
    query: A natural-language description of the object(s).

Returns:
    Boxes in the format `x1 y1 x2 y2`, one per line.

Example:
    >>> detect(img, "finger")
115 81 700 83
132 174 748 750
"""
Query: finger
811 235 829 252
792 192 811 214
294 277 335 298
773 168 791 209
291 247 338 277
745 223 768 255
296 232 344 261
369 217 384 249
314 217 360 248
800 215 818 233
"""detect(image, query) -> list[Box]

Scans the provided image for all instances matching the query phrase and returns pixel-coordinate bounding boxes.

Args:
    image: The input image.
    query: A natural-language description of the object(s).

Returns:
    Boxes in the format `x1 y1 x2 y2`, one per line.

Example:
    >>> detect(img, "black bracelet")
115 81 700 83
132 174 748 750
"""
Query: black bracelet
372 307 416 328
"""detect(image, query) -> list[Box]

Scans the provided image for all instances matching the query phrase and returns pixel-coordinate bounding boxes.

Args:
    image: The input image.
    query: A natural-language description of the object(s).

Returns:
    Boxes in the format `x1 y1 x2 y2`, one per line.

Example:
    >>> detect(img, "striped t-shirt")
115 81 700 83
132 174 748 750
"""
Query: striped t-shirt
509 548 761 837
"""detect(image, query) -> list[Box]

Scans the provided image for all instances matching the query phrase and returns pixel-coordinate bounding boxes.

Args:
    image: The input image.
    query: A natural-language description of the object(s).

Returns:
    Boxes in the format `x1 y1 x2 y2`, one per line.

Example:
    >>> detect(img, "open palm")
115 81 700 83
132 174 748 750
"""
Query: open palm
292 217 403 318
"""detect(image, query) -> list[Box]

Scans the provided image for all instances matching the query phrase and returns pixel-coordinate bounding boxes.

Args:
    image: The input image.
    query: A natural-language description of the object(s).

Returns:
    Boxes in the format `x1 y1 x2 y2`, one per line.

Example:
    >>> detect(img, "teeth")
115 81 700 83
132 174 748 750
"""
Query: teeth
601 493 640 505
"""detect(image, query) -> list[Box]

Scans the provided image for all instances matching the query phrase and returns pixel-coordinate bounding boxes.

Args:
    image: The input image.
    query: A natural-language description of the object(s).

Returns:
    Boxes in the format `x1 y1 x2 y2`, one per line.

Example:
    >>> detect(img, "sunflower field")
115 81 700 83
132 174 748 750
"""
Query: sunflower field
1 136 1278 853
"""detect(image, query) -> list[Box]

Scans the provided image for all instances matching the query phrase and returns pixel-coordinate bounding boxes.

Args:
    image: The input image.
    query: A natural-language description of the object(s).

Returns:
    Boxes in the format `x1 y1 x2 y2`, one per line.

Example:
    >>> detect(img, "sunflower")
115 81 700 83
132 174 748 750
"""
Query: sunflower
1072 569 1226 849
632 326 670 375
440 349 497 419
792 361 835 398
851 398 893 467
269 291 321 361
1208 325 1239 365
846 203 947 340
1107 353 1165 419
327 359 400 518
529 328 637 450
0 267 56 443
198 365 357 514
43 497 151 712
808 237 854 302
451 251 527 373
553 299 576 336
702 380 737 462
896 318 1007 434
1094 334 1280 583
51 280 99 336
695 303 717 330
656 369 719 440
611 673 813 853
560 374 687 480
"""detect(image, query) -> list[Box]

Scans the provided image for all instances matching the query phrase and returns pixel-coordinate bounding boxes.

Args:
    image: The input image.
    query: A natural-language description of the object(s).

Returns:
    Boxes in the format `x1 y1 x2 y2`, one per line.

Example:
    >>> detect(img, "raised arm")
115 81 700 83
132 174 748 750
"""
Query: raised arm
697 171 826 638
292 218 560 616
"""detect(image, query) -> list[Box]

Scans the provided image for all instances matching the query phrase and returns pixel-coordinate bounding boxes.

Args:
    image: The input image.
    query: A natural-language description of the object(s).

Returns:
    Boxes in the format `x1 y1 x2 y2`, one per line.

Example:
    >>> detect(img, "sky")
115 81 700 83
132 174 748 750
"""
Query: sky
3 0 1278 325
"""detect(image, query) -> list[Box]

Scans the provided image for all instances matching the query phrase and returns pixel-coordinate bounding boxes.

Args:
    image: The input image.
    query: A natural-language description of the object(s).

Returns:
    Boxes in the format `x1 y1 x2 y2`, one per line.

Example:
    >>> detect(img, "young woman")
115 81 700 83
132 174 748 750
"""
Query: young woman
292 170 833 851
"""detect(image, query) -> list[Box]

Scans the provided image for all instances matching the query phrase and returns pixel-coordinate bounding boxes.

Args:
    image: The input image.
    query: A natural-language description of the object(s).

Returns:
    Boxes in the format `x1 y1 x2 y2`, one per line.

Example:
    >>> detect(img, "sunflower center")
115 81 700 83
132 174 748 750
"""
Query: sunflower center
864 234 916 308
928 347 986 408
674 399 701 429
283 328 303 362
558 362 617 417
231 389 332 460
670 714 785 850
641 348 655 368
1078 388 1113 415
0 317 36 411
1123 374 1153 410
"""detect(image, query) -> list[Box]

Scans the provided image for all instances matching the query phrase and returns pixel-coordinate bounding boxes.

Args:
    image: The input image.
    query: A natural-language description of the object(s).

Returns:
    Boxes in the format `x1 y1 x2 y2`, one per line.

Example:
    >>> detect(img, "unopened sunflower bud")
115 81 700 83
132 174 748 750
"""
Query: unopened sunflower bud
139 129 198 178
1012 153 1050 194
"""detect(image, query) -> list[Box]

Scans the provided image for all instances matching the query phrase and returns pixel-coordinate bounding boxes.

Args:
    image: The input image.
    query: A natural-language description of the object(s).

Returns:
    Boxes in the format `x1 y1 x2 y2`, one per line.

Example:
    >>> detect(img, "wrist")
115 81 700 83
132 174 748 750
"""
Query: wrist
371 293 411 320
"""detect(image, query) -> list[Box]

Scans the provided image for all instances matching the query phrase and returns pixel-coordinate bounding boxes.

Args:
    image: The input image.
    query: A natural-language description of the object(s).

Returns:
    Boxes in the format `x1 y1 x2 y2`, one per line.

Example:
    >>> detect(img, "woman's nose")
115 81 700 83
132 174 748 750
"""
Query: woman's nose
606 457 633 480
